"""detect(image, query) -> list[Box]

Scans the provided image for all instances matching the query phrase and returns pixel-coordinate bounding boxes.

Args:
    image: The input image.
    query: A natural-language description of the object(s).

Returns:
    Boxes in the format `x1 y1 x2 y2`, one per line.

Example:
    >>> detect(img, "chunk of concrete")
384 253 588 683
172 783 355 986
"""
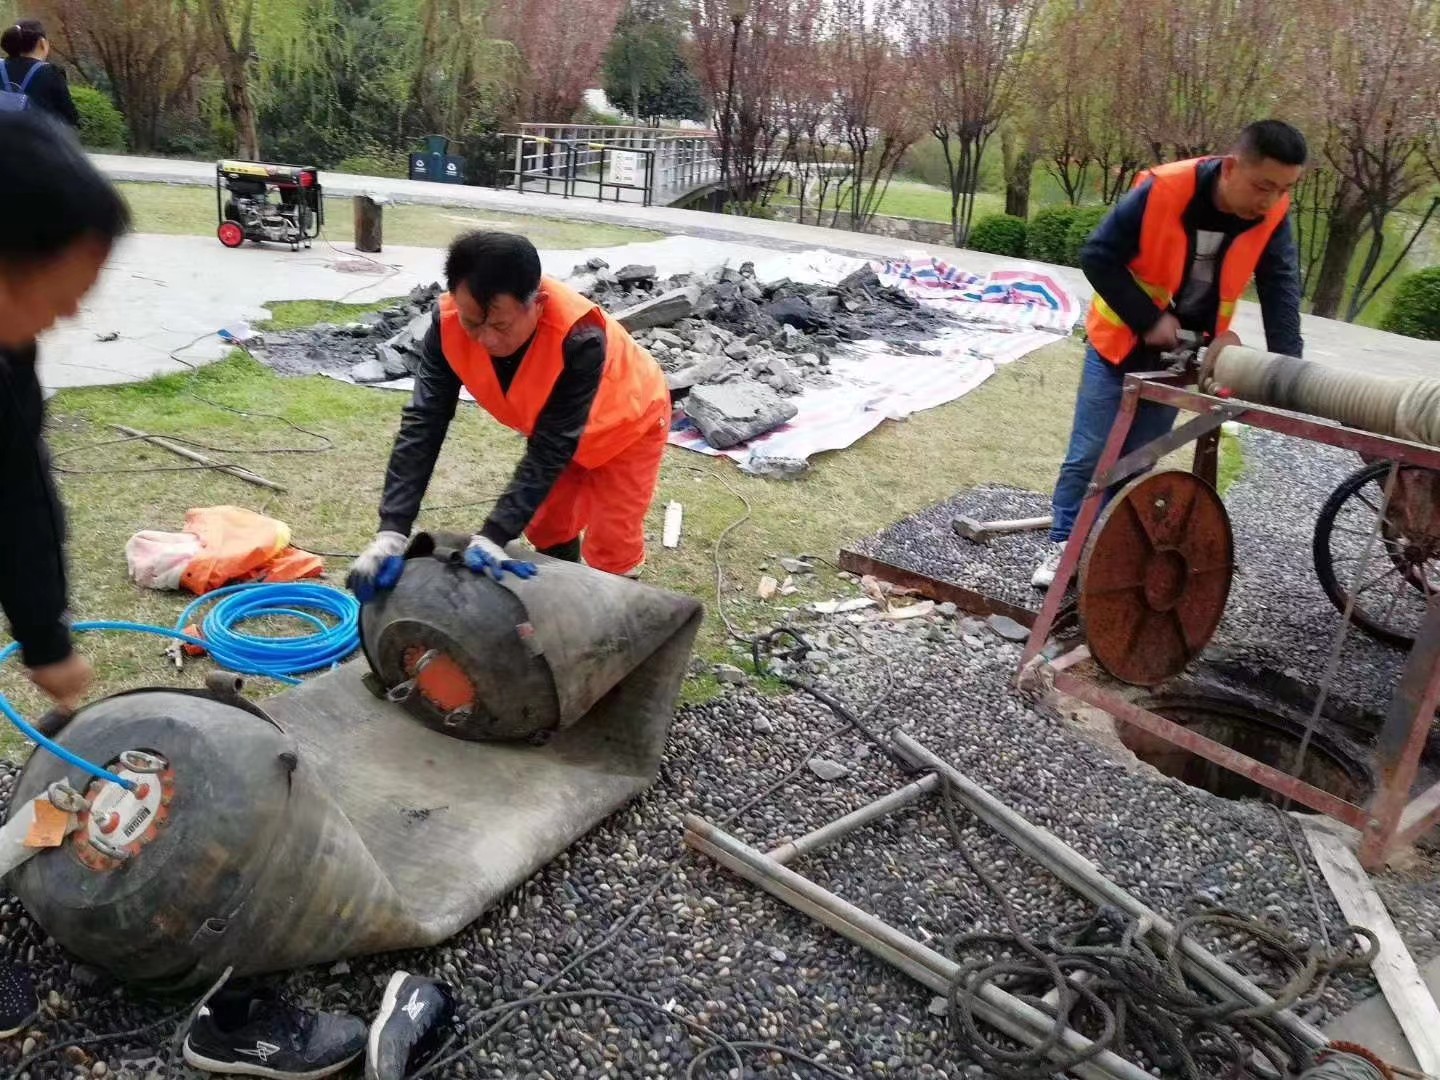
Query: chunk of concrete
616 264 658 285
665 354 730 392
350 359 391 384
616 286 701 333
376 343 411 378
685 383 799 450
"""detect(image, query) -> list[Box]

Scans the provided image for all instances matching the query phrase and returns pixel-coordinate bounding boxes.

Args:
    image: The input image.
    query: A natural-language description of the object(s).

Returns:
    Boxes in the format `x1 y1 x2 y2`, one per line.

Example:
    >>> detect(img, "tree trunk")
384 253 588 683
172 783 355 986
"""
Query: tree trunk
224 60 261 158
1002 126 1035 219
1310 186 1366 320
206 0 261 159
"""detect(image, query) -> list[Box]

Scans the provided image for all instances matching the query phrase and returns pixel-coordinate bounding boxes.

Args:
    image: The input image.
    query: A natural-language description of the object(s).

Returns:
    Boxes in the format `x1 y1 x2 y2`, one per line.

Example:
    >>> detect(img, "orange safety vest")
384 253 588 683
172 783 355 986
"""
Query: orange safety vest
439 276 669 469
1085 157 1290 364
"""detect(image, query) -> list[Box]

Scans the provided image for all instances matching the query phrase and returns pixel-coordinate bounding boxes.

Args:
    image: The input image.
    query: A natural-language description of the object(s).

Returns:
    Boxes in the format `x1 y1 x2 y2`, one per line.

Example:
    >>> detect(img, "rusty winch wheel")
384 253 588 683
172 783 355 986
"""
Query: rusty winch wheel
1079 470 1235 686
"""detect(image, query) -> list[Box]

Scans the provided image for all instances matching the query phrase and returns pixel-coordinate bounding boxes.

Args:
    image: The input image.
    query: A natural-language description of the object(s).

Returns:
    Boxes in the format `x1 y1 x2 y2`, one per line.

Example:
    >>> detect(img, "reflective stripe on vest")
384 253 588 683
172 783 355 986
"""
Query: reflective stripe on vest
439 276 670 469
1085 158 1290 364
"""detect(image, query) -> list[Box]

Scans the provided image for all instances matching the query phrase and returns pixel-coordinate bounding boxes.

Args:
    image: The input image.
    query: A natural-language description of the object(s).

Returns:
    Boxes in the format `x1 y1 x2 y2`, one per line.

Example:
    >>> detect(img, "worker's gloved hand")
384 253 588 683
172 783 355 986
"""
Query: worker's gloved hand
463 535 539 582
347 531 409 602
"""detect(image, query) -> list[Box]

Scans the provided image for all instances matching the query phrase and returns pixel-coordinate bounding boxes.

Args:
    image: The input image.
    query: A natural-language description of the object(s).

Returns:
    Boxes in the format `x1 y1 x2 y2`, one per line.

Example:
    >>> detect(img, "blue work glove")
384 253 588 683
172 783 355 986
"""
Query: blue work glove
346 531 409 602
463 535 539 582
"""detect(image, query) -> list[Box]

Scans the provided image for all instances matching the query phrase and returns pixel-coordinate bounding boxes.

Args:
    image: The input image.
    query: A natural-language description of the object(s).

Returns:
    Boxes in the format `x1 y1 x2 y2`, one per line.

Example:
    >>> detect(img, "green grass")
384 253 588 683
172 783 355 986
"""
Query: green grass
115 182 663 250
1 339 1087 757
1217 430 1245 494
258 298 401 332
777 178 1005 225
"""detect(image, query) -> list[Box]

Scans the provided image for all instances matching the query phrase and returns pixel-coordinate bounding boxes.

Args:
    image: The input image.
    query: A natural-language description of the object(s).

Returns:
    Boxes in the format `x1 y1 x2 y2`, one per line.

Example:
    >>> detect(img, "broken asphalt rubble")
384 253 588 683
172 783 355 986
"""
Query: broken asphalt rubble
255 258 960 452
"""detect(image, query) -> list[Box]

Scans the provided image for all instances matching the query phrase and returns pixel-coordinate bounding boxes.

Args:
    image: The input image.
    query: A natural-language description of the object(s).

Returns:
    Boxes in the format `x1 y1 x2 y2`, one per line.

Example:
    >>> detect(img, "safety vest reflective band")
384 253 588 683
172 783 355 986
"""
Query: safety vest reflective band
1085 157 1290 365
440 276 670 469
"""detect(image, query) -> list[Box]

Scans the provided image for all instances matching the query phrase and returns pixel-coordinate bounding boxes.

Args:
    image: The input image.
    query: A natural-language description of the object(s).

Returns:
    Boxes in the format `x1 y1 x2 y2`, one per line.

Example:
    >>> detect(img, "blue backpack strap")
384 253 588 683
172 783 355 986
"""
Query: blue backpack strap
0 60 11 92
17 61 46 93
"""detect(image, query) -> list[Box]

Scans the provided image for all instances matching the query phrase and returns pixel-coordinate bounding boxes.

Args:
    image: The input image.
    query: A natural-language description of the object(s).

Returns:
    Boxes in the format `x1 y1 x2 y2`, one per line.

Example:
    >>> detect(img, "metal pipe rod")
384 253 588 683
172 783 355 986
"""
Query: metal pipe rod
767 774 941 865
890 732 1327 1050
684 815 1152 1080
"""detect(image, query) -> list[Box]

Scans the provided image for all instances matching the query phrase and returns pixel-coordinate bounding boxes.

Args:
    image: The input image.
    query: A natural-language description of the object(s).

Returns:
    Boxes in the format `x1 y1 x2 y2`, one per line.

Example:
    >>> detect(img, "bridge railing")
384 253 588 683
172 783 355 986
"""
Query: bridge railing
504 123 721 207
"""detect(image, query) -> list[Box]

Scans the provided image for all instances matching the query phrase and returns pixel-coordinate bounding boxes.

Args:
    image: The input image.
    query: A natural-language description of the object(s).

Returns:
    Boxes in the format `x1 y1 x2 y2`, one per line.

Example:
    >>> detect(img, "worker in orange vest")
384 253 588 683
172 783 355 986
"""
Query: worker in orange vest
1032 120 1307 591
348 231 671 598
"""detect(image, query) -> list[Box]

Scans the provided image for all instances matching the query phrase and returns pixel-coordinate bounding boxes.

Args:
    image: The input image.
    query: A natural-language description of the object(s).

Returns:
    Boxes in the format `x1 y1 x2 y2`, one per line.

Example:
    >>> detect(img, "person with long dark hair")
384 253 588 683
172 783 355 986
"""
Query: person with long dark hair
0 19 80 126
0 109 129 1036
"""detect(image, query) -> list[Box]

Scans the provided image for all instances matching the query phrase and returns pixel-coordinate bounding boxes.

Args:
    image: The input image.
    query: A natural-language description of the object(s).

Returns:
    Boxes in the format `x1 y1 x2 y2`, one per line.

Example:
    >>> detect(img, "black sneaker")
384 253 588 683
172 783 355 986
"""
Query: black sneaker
0 963 34 1038
183 985 366 1079
366 972 456 1080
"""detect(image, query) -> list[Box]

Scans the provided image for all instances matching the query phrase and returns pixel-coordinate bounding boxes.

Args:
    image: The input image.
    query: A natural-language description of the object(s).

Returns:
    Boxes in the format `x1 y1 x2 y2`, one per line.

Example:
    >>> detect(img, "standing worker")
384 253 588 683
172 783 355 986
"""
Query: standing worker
0 110 129 1035
0 20 80 127
348 231 672 598
1032 119 1307 589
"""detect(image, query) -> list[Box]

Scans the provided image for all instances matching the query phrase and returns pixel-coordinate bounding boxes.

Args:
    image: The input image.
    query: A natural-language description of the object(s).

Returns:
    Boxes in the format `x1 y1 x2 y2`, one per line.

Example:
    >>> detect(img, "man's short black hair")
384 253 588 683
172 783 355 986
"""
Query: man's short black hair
0 111 130 266
1236 120 1308 167
445 231 543 315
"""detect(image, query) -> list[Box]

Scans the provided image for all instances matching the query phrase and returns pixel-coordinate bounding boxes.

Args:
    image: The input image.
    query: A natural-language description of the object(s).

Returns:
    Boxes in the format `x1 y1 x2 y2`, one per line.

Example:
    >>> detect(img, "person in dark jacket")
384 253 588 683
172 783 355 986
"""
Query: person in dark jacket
1 20 80 127
0 112 127 709
0 109 128 1038
1032 119 1307 590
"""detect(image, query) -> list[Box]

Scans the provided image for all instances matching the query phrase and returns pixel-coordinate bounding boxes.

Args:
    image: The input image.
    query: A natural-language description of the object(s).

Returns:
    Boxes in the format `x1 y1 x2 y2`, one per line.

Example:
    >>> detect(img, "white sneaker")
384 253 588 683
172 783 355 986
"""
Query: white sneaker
1031 541 1067 590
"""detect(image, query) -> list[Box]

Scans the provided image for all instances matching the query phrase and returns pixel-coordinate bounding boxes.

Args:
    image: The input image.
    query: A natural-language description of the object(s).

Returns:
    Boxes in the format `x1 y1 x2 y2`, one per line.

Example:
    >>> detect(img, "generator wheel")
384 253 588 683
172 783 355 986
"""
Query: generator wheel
217 222 245 249
1313 460 1440 647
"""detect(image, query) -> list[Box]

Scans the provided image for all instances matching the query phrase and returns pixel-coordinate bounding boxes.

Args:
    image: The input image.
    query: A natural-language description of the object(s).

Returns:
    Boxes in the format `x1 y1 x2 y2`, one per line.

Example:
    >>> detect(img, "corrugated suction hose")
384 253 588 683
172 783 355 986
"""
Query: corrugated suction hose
1203 344 1440 447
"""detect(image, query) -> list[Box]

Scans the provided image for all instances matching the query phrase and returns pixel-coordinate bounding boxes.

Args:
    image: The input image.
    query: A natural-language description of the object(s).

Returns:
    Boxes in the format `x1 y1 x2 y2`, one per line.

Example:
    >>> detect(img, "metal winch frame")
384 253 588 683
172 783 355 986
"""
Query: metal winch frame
1020 363 1440 871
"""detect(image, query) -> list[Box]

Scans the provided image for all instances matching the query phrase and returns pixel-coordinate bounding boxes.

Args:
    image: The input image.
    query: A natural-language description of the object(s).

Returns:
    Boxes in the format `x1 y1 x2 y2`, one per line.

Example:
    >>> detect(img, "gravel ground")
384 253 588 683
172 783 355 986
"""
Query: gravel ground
854 426 1421 720
849 486 1054 617
2 596 1430 1079
5 427 1440 1079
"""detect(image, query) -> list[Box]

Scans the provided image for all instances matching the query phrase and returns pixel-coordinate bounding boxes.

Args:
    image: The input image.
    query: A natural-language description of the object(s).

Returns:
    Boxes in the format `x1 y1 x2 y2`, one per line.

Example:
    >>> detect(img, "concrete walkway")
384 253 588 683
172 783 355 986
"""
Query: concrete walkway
39 231 788 392
46 153 1440 391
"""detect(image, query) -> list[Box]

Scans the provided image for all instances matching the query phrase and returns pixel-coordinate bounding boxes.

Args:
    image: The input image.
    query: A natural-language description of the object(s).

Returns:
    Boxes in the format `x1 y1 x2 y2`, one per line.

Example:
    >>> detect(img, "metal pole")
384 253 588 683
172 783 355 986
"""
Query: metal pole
890 732 1327 1050
767 774 941 865
684 816 1152 1080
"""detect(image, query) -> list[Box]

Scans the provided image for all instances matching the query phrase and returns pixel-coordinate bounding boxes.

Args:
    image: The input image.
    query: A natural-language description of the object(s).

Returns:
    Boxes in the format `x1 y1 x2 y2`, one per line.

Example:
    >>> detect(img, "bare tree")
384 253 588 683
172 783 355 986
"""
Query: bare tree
1129 0 1300 161
492 0 623 121
1310 0 1439 321
693 0 807 209
37 0 208 152
829 0 921 230
905 0 1038 247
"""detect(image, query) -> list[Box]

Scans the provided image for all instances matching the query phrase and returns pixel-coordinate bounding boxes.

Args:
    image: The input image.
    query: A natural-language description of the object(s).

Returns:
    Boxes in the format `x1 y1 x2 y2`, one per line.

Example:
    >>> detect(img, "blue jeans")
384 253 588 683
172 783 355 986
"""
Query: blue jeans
1049 345 1178 542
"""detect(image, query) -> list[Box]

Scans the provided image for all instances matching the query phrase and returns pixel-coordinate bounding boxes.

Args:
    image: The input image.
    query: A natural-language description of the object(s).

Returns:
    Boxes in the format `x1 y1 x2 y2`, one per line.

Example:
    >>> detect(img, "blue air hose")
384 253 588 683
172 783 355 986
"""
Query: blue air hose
0 582 361 790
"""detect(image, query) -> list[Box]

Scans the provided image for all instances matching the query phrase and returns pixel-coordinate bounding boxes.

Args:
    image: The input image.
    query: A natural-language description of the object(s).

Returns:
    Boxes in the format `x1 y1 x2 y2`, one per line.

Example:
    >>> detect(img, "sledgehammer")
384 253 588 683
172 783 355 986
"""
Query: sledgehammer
952 515 1053 545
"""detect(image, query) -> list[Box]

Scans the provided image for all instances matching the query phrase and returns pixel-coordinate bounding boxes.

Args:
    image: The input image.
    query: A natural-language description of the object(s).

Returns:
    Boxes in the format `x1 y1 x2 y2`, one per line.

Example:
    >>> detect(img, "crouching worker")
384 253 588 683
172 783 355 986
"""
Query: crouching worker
348 232 671 599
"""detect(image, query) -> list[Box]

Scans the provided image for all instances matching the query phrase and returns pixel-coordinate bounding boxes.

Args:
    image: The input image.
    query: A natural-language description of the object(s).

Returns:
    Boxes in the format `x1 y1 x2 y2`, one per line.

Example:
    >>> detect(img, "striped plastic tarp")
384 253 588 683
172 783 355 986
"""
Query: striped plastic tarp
876 257 1080 333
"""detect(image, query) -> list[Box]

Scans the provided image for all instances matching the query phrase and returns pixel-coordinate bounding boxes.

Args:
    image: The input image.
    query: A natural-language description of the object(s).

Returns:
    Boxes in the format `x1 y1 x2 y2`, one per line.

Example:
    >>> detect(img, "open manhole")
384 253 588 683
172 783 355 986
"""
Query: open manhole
1119 693 1374 808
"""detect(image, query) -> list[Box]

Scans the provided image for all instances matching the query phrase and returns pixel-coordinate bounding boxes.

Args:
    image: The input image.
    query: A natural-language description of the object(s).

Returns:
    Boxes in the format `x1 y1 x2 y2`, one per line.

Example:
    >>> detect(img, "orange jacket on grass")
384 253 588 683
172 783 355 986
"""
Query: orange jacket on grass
438 276 669 469
1084 158 1291 365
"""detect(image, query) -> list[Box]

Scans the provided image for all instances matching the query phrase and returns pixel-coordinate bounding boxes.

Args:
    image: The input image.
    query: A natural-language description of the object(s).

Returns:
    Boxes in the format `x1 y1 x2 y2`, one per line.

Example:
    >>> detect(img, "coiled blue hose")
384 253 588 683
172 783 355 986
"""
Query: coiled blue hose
0 582 361 790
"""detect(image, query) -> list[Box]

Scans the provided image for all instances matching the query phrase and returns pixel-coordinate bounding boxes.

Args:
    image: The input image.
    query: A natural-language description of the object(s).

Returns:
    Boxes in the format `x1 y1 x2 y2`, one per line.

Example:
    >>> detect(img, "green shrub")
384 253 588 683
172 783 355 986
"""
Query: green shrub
1026 205 1080 264
968 213 1028 257
1381 267 1440 340
1062 205 1110 266
334 147 410 179
71 86 128 151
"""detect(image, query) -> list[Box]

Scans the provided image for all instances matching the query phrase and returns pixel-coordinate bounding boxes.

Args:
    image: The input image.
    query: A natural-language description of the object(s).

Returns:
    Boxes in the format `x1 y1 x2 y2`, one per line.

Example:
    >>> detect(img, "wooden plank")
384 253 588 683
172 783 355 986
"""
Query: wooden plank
112 424 285 493
1304 825 1440 1075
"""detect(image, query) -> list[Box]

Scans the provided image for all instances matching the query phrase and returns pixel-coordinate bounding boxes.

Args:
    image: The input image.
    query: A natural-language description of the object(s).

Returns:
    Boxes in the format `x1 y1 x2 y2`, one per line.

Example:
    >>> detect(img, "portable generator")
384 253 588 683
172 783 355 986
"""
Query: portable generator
215 160 324 251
